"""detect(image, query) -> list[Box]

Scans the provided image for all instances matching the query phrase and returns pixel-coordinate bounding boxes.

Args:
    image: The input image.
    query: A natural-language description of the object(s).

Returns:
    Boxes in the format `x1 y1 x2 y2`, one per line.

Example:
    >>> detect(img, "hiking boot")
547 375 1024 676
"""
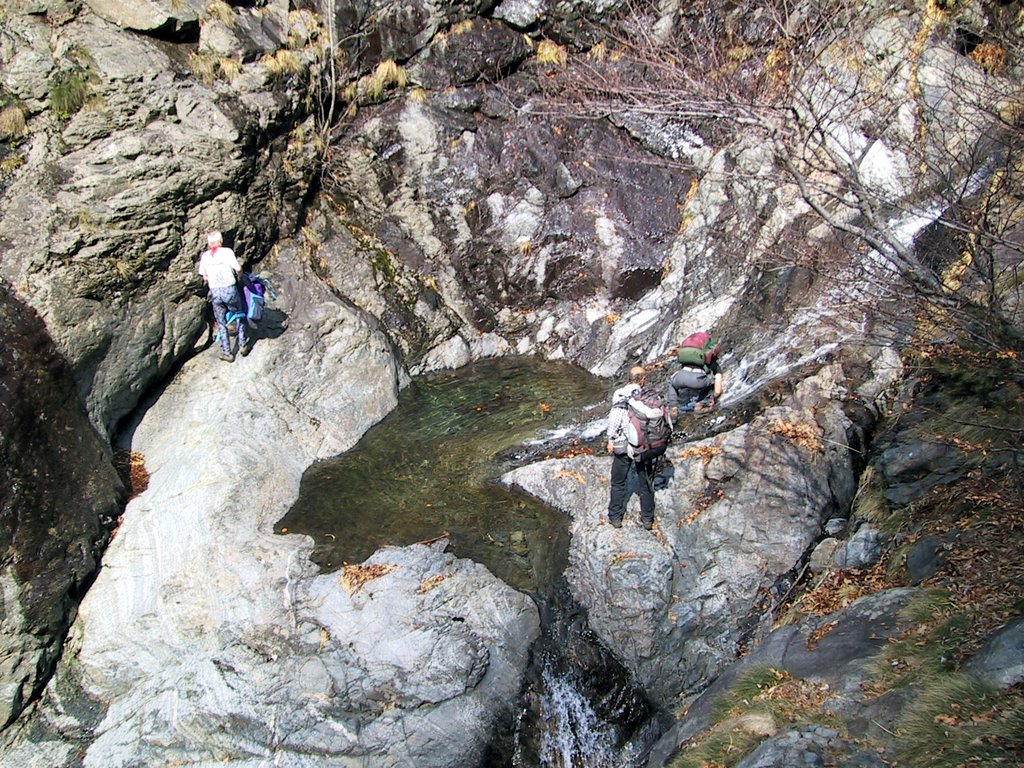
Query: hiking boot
642 519 654 530
239 342 252 357
218 351 234 363
608 517 623 529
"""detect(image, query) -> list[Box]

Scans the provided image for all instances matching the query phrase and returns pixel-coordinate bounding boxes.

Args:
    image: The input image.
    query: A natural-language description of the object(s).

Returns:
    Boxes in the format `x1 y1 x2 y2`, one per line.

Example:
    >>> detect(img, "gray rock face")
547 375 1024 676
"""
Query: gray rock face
322 81 698 375
84 0 204 36
0 284 123 730
505 365 857 707
0 5 318 439
965 618 1024 689
408 18 532 89
0 245 538 767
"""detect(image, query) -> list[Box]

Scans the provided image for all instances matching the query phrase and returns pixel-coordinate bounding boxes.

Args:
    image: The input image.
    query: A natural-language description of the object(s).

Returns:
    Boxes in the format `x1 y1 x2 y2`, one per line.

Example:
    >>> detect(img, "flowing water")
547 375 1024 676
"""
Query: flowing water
276 356 660 765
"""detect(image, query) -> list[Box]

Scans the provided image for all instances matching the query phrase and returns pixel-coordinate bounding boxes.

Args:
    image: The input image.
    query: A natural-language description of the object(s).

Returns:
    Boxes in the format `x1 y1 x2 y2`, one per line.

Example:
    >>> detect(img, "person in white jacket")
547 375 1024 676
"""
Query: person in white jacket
197 230 250 362
605 366 657 530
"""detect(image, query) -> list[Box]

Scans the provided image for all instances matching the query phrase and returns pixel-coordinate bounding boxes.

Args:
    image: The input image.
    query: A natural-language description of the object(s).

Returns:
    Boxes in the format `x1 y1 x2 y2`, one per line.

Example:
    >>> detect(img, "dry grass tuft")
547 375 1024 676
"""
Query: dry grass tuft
263 48 304 77
536 40 567 66
0 105 27 139
362 59 407 100
188 53 219 84
204 0 234 25
0 154 25 178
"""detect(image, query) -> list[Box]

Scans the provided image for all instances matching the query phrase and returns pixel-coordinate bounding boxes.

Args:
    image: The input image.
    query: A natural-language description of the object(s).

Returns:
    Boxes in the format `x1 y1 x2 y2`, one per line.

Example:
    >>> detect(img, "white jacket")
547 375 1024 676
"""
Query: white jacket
606 383 640 454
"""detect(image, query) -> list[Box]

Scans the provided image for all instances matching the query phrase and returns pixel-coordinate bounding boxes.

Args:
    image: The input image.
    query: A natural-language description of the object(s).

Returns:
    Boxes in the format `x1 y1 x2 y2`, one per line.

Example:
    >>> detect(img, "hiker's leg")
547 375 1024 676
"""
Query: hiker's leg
676 388 699 413
210 292 231 355
226 289 247 350
608 453 630 525
637 459 655 527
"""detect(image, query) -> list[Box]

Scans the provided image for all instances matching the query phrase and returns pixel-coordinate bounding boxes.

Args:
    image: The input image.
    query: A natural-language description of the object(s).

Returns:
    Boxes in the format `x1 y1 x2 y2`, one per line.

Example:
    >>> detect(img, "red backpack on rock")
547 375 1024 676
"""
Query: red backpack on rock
677 332 721 370
624 387 672 461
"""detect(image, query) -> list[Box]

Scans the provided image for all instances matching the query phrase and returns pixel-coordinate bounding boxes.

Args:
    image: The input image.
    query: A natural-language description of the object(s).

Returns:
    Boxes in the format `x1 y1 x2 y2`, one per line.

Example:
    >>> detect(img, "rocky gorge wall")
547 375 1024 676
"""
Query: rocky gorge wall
1 0 1021 765
0 284 122 730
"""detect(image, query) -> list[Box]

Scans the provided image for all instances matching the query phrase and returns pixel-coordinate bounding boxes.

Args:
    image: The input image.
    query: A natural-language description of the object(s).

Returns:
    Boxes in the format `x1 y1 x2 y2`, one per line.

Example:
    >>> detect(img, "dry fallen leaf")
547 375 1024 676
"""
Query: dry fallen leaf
341 563 398 594
767 419 823 452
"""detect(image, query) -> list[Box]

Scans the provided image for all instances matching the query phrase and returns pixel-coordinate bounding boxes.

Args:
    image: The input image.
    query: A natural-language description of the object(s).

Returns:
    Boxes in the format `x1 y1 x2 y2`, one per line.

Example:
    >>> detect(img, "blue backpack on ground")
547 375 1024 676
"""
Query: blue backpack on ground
239 272 274 326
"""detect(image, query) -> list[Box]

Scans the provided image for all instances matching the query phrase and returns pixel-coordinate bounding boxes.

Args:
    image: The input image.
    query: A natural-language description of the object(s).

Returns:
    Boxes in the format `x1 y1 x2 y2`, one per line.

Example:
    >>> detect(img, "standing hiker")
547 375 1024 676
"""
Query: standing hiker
197 230 250 362
606 366 671 531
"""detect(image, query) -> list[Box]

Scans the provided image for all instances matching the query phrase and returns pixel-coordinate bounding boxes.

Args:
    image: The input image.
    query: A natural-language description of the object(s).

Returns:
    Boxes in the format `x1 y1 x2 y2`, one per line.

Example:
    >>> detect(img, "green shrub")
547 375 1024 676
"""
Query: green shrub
49 71 88 119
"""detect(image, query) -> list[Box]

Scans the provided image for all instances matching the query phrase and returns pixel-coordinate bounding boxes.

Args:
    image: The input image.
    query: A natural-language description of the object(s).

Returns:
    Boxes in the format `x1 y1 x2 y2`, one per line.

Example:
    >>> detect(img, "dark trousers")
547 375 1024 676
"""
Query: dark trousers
608 452 656 525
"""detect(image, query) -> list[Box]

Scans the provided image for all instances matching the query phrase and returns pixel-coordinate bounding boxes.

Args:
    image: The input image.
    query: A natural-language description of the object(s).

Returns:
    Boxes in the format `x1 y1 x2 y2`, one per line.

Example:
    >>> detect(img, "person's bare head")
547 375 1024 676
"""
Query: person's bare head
629 366 647 385
207 230 223 248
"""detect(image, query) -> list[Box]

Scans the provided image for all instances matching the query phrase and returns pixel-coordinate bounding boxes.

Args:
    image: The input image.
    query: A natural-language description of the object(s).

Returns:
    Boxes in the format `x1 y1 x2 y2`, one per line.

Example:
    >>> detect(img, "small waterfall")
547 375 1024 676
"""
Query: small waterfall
509 585 664 768
532 664 619 767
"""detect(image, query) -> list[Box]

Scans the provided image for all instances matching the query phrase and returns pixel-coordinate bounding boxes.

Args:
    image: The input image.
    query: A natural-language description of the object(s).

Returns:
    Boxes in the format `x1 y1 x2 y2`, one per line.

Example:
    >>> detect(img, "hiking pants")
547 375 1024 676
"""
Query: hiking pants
608 452 656 526
211 285 247 354
669 368 713 413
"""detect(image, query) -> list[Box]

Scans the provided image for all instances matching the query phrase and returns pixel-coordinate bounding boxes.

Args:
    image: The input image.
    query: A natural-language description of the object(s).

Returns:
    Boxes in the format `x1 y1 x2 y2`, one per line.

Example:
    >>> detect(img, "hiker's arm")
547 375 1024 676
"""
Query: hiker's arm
606 406 624 453
713 372 724 399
